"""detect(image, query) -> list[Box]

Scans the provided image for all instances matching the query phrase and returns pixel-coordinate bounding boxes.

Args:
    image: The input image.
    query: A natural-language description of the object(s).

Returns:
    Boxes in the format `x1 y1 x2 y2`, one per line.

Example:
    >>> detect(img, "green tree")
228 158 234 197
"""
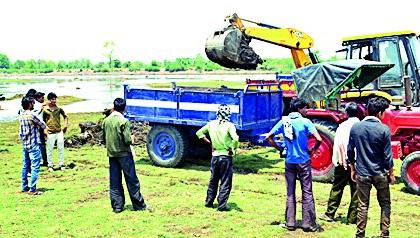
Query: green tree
12 60 25 69
0 53 10 69
103 41 116 69
193 54 206 71
112 59 122 68
122 61 131 68
128 61 144 71
57 60 68 70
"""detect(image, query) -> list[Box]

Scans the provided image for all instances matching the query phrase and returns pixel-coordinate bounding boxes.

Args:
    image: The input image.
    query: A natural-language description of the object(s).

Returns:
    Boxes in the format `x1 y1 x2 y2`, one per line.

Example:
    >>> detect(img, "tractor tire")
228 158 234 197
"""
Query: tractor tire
310 118 338 132
146 125 189 167
309 123 335 183
401 152 420 195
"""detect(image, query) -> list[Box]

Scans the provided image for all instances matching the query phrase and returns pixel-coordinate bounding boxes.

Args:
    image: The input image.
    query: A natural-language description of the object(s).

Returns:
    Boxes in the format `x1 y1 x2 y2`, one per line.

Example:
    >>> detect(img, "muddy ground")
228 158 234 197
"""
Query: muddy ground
65 120 150 148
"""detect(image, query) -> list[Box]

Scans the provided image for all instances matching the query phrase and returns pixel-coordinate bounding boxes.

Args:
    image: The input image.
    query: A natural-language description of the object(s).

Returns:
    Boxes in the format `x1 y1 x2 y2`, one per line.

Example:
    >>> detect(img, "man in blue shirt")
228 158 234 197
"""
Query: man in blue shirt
347 97 395 238
266 98 322 232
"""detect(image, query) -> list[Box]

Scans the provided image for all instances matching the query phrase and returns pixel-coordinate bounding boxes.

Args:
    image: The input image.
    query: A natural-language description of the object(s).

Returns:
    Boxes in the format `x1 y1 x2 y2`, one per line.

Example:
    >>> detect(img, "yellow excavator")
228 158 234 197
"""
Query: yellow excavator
205 13 318 70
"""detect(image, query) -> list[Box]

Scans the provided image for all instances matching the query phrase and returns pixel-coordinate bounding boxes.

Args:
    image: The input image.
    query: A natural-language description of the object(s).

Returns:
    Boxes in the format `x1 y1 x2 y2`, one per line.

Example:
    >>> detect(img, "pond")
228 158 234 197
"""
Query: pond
0 74 275 121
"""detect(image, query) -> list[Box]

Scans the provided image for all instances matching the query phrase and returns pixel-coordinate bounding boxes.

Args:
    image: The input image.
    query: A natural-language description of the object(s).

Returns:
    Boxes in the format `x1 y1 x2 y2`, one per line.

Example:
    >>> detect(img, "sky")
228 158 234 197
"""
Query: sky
1 0 419 63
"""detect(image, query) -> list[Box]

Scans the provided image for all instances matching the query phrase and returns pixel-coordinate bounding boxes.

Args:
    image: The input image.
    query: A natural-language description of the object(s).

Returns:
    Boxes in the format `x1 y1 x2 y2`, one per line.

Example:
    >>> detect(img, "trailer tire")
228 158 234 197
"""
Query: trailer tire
147 125 189 167
310 124 335 183
401 152 420 195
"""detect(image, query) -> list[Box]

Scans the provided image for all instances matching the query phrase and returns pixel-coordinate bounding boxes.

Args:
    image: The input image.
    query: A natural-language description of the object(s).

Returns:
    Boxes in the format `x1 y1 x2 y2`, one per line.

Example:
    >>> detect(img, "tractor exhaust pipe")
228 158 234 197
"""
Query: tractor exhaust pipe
404 75 412 110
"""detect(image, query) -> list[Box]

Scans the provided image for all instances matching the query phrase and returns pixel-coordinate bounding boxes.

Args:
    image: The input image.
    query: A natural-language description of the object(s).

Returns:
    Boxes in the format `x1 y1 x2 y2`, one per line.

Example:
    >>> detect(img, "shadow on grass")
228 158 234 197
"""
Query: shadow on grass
134 150 282 175
400 186 419 196
227 202 243 212
37 187 55 192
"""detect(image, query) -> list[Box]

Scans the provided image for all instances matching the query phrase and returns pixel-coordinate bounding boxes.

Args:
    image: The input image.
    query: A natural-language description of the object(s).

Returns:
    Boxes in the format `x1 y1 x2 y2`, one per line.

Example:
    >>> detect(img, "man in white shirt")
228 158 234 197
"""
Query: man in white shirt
33 91 47 166
320 102 359 224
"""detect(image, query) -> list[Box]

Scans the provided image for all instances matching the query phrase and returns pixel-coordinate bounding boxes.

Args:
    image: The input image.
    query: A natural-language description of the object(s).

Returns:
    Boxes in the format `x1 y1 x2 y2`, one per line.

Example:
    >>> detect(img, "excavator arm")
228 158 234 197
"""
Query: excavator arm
205 13 316 69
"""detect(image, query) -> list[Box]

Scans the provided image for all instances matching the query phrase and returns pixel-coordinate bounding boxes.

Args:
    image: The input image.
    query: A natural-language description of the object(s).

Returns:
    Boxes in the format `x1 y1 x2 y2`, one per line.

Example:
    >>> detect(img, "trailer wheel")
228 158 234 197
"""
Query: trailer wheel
146 125 189 167
309 124 335 183
401 152 420 195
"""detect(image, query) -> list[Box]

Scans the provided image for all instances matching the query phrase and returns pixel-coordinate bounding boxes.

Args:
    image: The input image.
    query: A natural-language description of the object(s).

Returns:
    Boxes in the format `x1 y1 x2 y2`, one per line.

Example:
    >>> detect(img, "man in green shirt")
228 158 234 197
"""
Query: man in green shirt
43 92 68 172
196 104 239 211
102 98 148 213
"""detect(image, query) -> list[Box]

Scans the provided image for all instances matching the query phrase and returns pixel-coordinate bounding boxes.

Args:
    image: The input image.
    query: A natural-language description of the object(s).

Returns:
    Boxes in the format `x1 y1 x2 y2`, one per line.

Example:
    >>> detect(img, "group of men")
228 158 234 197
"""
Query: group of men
195 96 394 237
18 94 394 237
18 89 68 195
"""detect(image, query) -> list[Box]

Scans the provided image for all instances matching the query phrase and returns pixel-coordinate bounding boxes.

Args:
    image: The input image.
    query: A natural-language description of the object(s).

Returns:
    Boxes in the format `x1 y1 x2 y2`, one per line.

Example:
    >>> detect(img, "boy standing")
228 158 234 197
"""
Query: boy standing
43 92 68 172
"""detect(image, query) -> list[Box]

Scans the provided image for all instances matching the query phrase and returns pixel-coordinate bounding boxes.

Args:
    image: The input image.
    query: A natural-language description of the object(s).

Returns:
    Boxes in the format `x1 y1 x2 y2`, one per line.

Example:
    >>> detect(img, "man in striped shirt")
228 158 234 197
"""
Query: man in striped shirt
19 96 48 195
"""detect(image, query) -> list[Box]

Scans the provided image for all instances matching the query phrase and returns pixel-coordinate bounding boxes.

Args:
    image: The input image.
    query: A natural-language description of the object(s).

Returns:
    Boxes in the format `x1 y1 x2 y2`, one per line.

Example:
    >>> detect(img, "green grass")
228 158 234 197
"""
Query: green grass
148 80 246 89
57 95 85 106
1 113 419 237
3 95 84 106
0 78 45 84
5 93 24 100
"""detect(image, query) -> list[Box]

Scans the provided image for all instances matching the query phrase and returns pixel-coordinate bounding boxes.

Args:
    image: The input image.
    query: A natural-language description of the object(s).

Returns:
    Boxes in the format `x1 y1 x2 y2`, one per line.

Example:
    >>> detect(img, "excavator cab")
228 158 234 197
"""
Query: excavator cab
341 31 420 104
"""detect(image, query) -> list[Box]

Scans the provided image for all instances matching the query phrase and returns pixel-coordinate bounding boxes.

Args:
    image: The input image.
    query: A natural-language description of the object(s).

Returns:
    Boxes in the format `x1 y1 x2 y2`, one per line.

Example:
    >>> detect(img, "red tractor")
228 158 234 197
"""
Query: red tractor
303 31 420 195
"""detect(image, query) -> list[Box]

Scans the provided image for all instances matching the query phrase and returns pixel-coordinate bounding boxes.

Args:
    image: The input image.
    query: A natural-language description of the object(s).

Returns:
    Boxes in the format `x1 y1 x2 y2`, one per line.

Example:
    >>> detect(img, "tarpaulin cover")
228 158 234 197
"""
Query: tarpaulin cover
291 60 394 101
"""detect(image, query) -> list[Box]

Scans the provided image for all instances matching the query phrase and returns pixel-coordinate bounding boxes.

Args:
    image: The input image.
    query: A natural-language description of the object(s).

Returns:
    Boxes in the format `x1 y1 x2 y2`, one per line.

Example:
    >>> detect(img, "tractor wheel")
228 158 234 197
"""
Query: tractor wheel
146 125 189 167
309 124 335 183
310 118 338 132
401 152 420 195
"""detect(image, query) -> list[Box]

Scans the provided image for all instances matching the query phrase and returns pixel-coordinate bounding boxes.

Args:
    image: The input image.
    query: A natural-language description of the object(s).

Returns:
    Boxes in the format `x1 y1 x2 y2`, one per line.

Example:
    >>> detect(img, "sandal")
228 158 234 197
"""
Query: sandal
28 190 43 195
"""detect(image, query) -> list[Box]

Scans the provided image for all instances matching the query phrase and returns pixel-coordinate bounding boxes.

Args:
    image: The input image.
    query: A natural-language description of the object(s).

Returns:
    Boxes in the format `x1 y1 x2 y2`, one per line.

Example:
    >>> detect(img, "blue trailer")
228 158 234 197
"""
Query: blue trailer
124 83 283 167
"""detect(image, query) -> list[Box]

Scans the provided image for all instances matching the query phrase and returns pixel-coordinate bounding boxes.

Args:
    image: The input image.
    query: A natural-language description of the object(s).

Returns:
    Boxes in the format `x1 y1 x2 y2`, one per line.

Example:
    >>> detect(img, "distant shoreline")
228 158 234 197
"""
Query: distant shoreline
0 69 277 78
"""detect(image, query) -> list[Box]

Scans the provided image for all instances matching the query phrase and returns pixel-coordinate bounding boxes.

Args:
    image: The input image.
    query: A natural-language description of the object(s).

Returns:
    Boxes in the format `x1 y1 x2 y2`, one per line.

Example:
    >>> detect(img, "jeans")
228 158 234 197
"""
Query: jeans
109 154 146 210
356 174 391 238
205 155 233 209
285 160 317 229
21 145 42 192
47 131 64 167
325 165 357 223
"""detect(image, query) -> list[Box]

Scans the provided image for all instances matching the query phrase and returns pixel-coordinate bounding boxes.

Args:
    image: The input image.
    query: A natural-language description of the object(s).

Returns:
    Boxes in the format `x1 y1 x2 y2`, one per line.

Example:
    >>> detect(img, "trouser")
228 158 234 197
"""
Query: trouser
285 160 317 229
356 174 391 238
21 145 42 192
205 155 233 209
325 165 357 223
39 129 47 166
47 131 64 167
109 154 146 210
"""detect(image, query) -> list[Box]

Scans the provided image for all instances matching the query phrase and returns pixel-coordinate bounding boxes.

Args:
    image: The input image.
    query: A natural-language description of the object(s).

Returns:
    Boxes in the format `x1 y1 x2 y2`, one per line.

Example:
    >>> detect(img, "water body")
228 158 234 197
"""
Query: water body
0 74 275 121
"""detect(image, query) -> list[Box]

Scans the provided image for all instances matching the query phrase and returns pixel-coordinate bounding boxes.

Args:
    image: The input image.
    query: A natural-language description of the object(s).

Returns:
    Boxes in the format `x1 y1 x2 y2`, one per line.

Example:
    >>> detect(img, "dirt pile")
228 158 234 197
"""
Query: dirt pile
65 120 149 148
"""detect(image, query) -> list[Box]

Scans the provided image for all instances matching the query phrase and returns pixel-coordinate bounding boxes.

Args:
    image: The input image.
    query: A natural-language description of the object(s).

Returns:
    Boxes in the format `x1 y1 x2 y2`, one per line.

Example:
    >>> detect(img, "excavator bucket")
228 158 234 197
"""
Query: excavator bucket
205 27 262 70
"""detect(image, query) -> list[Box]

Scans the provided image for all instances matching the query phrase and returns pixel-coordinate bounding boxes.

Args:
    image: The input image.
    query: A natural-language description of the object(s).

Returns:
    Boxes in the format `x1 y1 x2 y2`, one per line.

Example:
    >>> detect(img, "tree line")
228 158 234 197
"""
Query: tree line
0 52 323 74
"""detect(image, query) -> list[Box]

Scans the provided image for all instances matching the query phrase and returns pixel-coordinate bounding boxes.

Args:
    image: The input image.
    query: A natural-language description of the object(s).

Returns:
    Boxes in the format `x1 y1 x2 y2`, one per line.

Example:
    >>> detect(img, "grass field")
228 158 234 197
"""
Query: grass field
0 113 419 237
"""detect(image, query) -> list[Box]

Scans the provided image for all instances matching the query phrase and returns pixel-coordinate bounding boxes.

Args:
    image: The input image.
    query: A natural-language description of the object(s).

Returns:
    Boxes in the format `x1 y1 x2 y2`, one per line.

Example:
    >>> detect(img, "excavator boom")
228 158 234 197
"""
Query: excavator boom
205 13 316 69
